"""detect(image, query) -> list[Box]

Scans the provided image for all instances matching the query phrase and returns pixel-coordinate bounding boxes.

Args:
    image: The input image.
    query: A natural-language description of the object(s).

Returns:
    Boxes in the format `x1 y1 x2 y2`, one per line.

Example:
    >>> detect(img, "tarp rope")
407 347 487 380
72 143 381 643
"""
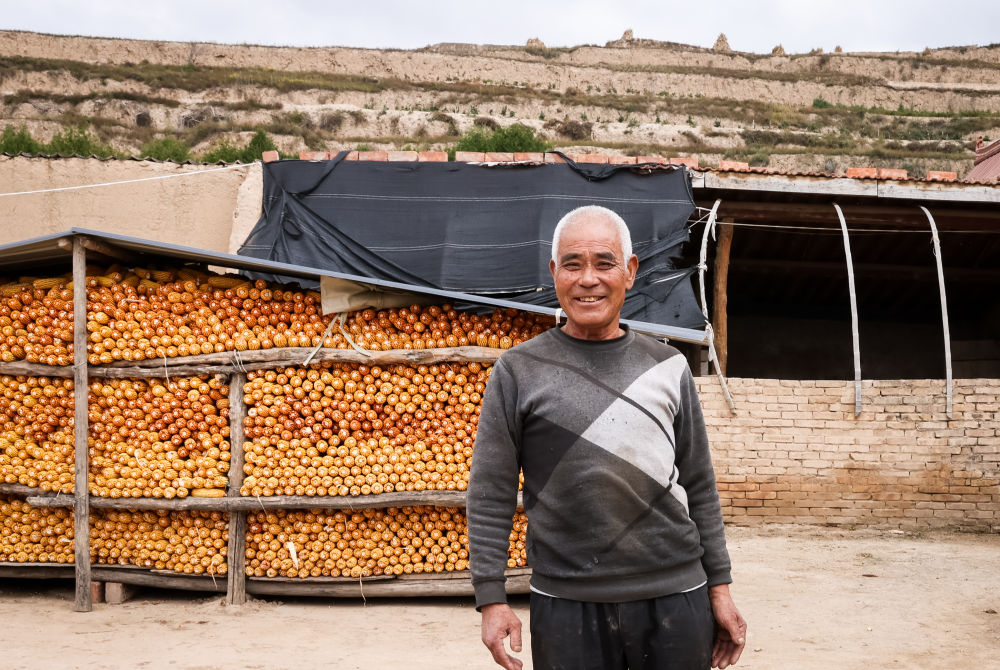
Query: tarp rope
834 204 863 416
0 162 253 198
921 206 954 418
697 199 737 415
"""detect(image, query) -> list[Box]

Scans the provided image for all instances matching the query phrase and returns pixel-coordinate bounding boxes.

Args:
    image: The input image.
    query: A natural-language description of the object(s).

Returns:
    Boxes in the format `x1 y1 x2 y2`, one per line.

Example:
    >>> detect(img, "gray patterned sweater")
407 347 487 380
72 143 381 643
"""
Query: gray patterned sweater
467 326 732 608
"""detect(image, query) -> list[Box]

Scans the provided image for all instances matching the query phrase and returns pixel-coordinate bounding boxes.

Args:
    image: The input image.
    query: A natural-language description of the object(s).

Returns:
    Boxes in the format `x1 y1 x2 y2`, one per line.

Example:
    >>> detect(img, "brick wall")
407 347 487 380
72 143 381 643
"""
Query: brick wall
696 378 1000 532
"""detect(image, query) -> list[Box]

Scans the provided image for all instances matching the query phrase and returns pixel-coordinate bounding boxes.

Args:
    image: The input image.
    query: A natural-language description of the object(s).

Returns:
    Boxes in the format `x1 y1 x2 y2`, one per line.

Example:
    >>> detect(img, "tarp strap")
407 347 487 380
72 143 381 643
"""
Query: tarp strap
921 206 954 418
834 204 863 416
696 199 736 415
285 150 349 197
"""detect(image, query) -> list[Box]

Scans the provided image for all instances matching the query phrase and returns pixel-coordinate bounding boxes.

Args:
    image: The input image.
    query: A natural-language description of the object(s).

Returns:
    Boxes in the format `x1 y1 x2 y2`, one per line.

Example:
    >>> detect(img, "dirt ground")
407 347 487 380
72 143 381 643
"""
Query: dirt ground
2 525 998 670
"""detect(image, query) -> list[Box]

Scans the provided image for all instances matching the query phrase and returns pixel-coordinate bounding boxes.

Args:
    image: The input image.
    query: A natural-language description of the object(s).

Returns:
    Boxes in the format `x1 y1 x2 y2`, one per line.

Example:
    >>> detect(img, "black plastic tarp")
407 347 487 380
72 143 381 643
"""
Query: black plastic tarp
239 156 705 329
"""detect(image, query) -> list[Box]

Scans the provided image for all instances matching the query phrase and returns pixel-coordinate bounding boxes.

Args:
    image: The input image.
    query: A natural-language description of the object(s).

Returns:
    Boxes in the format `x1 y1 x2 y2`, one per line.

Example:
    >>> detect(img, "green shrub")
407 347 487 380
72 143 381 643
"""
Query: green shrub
454 123 549 153
199 130 279 163
0 125 42 154
812 97 832 108
139 137 191 162
46 126 115 157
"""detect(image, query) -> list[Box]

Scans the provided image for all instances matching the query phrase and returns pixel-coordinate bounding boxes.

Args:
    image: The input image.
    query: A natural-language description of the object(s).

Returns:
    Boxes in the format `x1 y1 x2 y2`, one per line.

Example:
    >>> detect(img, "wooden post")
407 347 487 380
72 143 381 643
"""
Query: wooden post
72 237 92 612
712 220 734 376
225 373 248 605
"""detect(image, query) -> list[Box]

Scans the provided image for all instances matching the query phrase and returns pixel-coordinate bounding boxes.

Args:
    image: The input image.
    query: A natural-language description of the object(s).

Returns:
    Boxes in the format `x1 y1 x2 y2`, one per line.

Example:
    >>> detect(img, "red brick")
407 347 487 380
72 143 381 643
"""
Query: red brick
609 155 638 165
514 152 545 162
298 151 329 161
485 152 515 162
669 156 700 168
455 151 486 162
417 151 449 162
357 151 388 161
846 167 878 178
718 160 750 171
544 152 567 164
877 168 908 180
576 154 609 164
926 170 957 181
344 151 360 161
637 155 667 164
261 150 280 163
386 150 418 162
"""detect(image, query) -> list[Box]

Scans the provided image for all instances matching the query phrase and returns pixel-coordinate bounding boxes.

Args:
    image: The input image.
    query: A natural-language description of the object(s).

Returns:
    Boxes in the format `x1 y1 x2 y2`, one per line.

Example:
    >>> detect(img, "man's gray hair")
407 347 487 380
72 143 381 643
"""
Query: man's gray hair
551 205 633 263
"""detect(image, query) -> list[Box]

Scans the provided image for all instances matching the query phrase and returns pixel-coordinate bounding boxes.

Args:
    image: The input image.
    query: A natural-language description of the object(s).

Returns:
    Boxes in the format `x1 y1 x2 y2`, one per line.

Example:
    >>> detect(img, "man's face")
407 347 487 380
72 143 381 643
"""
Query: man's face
549 215 638 341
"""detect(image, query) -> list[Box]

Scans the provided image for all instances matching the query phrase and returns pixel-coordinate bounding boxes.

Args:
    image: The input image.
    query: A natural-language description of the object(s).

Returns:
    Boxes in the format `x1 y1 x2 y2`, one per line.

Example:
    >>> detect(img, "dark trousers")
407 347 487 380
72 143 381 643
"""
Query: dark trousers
529 586 715 670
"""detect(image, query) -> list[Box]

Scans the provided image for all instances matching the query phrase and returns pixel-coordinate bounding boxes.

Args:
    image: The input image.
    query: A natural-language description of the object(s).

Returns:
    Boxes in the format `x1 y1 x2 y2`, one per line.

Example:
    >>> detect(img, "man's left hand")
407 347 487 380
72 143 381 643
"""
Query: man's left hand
708 583 747 669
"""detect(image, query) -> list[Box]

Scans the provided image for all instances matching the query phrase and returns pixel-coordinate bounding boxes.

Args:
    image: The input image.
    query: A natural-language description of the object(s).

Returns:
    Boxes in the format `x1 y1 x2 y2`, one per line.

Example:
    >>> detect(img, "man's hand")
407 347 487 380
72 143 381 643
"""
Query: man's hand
709 584 747 669
481 602 524 670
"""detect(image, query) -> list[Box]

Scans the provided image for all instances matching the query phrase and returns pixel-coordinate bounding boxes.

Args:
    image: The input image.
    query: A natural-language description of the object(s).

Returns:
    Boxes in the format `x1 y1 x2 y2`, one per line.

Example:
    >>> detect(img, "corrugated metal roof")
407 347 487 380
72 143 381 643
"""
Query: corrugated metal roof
0 228 708 345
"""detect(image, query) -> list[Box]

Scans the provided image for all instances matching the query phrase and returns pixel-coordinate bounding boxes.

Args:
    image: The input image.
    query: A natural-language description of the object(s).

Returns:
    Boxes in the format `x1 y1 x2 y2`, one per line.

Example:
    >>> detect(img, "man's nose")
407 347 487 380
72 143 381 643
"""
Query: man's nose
578 263 600 285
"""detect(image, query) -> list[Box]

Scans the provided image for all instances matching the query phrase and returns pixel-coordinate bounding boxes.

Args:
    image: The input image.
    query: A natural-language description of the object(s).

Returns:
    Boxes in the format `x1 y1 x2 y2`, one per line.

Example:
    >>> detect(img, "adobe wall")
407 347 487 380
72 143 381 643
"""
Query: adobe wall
0 156 261 254
697 377 1000 532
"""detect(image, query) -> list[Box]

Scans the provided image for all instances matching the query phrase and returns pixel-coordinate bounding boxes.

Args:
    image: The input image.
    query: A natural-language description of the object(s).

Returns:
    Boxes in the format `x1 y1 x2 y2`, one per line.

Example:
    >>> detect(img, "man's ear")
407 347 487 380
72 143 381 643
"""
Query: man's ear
625 254 639 289
548 258 557 280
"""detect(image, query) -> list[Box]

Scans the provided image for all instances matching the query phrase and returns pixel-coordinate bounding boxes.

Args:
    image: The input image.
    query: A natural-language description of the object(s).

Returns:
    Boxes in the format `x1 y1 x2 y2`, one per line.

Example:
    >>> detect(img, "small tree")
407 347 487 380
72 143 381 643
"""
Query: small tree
46 127 115 157
454 123 549 154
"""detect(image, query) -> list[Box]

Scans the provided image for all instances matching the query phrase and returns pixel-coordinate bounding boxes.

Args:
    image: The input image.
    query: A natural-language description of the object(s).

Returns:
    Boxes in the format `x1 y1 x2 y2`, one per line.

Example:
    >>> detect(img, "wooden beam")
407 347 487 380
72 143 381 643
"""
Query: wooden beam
80 237 144 266
0 362 73 378
712 221 734 375
698 200 1000 229
72 237 92 612
225 372 248 606
26 490 479 511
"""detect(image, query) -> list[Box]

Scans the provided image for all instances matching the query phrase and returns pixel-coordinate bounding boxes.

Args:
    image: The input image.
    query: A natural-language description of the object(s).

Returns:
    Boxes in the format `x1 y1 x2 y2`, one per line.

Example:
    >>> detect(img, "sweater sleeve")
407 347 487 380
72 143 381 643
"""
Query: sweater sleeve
467 358 523 610
673 363 733 587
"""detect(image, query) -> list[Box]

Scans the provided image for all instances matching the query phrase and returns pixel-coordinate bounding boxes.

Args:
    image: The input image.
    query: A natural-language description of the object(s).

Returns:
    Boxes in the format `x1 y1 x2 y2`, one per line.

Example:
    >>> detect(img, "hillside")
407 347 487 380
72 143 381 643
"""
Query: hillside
2 29 1000 175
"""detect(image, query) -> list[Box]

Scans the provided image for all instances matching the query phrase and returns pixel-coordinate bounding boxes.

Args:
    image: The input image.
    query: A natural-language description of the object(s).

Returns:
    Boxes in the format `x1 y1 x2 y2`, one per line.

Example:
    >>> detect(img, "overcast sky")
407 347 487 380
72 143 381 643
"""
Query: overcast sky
5 0 1000 54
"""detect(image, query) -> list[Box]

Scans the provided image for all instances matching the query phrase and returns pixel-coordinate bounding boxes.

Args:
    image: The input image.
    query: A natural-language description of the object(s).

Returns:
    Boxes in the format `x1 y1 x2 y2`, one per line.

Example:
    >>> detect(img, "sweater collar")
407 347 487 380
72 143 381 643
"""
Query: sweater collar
551 323 633 351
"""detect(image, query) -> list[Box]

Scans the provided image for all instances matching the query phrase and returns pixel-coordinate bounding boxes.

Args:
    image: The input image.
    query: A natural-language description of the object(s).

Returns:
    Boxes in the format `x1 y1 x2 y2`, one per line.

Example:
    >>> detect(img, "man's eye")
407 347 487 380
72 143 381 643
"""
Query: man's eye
597 262 615 270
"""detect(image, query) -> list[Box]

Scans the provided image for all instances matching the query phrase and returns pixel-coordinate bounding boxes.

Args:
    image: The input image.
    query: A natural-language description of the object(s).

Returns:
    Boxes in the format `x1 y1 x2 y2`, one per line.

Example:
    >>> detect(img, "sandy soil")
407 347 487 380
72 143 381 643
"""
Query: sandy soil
2 526 998 670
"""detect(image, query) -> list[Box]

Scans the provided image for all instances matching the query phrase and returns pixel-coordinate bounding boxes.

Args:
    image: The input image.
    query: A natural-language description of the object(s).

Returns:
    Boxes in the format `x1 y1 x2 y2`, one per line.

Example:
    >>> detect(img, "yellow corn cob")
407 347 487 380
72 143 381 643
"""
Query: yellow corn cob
33 277 68 289
150 270 174 283
208 276 247 289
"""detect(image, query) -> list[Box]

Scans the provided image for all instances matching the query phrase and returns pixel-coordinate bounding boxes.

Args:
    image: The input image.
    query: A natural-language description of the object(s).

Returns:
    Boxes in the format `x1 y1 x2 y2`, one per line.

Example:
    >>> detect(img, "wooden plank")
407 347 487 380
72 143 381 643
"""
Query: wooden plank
72 237 92 613
28 490 474 511
0 563 75 579
97 345 503 371
246 570 531 598
0 483 47 497
877 181 1000 204
91 567 227 593
80 237 144 266
703 172 878 197
712 221 733 376
0 361 73 378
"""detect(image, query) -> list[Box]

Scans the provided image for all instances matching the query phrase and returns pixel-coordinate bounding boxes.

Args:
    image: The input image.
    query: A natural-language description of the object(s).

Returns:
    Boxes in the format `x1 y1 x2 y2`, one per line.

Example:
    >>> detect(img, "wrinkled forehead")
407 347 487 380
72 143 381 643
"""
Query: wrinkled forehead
556 215 623 258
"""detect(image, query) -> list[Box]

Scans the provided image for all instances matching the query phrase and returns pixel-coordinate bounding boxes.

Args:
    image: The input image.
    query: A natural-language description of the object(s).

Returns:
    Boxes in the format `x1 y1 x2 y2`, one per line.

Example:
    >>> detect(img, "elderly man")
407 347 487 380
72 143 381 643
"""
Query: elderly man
467 205 746 670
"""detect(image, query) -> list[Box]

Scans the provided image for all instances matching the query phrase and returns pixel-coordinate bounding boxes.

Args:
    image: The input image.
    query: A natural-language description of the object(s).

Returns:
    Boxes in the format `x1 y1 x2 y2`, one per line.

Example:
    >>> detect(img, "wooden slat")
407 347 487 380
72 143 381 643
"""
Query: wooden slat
91 567 227 593
87 346 503 378
26 490 474 511
0 563 75 579
72 237 92 613
246 570 531 598
0 361 73 378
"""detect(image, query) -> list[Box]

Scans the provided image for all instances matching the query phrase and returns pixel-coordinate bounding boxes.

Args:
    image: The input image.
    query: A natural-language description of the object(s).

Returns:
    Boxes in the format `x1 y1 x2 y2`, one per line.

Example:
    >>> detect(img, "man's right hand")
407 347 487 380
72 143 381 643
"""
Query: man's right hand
480 602 524 669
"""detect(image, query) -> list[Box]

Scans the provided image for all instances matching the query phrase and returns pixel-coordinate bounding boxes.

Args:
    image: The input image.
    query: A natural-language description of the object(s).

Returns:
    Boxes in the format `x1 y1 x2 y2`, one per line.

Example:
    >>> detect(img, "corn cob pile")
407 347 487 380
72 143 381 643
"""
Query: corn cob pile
241 362 488 497
88 376 231 498
90 509 228 575
246 507 527 578
0 496 74 563
0 375 75 493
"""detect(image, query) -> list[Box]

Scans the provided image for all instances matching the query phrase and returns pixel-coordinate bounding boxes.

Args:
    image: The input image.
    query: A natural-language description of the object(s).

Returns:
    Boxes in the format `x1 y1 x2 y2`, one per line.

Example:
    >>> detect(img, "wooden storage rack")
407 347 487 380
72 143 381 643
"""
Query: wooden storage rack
0 234 531 611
